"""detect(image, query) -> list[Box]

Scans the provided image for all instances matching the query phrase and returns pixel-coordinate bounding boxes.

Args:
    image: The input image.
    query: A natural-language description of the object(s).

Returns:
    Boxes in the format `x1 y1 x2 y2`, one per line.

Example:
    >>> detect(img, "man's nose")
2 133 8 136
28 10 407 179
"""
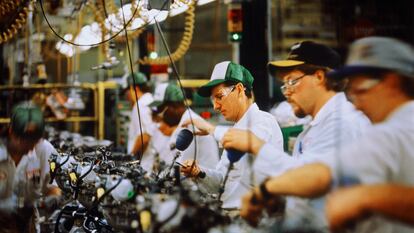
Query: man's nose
213 101 221 111
283 88 293 97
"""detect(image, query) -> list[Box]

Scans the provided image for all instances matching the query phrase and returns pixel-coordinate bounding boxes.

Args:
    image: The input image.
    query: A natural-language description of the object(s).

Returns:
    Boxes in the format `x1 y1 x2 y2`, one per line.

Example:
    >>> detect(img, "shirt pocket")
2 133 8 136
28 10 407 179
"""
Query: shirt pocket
24 159 43 202
0 162 14 200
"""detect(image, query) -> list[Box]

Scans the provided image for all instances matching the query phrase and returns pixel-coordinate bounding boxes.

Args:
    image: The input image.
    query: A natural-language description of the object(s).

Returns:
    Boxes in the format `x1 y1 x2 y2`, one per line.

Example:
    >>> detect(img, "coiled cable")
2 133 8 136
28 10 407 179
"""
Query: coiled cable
138 0 195 65
0 0 31 44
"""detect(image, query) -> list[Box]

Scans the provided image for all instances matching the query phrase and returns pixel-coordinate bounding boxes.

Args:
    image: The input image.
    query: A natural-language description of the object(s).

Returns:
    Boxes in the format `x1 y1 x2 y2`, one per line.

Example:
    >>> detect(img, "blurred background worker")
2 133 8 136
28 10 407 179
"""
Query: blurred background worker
125 71 156 171
239 37 414 233
180 61 283 211
222 41 371 230
0 103 61 233
149 82 219 170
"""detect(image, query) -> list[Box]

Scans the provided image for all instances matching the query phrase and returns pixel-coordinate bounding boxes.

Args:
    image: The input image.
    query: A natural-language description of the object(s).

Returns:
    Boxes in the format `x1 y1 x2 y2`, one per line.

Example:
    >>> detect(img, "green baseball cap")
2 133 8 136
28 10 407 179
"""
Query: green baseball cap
10 103 45 140
149 82 185 107
198 61 254 97
127 72 148 86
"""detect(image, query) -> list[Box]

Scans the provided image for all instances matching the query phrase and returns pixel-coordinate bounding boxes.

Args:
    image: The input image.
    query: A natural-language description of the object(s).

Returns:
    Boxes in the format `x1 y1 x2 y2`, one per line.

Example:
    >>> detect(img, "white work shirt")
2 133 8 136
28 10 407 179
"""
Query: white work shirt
318 101 414 233
0 139 57 212
127 93 155 171
254 93 371 231
255 93 371 176
149 127 171 165
292 93 370 158
162 109 220 170
199 103 283 209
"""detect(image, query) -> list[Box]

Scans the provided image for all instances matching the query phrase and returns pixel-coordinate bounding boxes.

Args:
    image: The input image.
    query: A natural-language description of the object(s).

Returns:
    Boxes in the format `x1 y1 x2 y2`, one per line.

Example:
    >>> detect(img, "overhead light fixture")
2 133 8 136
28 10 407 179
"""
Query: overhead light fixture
63 33 73 41
74 22 102 51
130 18 145 30
141 9 169 25
105 13 122 32
197 0 216 6
169 4 189 17
56 34 76 57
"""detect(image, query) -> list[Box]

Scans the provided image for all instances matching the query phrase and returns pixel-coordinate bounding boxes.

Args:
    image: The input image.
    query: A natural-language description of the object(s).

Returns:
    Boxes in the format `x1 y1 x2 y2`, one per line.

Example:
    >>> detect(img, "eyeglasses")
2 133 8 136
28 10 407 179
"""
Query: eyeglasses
210 85 236 103
152 106 169 121
346 79 381 101
280 74 307 93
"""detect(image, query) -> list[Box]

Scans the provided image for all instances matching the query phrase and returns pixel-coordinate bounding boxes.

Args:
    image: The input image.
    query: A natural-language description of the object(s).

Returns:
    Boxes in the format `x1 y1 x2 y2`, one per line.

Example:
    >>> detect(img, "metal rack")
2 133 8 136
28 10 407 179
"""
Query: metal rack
0 81 117 139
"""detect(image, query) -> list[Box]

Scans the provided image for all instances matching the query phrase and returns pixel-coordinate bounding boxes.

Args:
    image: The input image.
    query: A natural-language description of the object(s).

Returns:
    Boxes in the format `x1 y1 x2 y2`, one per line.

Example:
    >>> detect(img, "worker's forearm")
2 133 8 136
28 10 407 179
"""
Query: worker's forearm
132 133 150 155
265 163 332 198
364 184 414 224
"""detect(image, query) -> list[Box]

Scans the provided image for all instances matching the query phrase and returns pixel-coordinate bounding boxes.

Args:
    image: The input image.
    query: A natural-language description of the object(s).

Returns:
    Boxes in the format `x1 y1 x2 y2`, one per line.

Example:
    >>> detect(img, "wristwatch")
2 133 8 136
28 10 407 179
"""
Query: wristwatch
259 178 272 200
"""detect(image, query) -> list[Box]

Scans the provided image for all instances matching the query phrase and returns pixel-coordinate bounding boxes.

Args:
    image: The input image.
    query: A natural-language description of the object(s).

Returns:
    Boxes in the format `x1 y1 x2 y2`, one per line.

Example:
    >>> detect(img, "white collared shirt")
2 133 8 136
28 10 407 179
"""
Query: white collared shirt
318 101 414 233
199 103 283 209
293 92 371 158
0 139 57 211
255 93 371 176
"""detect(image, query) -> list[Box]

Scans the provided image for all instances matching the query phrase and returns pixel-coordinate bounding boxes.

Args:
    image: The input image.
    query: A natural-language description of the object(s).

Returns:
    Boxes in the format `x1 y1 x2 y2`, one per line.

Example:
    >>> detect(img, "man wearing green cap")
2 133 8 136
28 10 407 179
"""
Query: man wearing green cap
0 103 61 233
126 72 156 171
148 82 219 170
180 61 283 211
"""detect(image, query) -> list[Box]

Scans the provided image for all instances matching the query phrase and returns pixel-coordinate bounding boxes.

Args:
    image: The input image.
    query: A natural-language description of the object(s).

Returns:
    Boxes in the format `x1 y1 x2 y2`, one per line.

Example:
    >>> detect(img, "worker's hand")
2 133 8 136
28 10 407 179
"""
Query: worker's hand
182 118 215 136
221 129 265 155
180 160 201 177
159 121 177 136
326 186 369 232
43 194 62 211
240 190 265 227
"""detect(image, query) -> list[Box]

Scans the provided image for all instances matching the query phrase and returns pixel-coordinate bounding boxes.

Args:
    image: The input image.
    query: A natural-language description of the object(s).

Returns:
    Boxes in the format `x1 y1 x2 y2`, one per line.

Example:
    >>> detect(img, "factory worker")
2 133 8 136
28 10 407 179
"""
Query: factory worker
180 61 283 211
126 72 158 171
0 103 61 233
149 82 219 170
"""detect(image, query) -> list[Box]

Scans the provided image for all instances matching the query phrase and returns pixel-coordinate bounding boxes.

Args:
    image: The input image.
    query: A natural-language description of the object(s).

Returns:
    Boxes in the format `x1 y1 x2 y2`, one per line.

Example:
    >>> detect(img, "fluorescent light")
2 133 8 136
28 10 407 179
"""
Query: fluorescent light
120 3 133 19
63 33 73 41
73 23 103 51
130 18 145 29
197 0 215 6
155 10 169 22
169 5 189 17
105 13 123 31
55 41 62 50
141 9 168 24
58 43 75 57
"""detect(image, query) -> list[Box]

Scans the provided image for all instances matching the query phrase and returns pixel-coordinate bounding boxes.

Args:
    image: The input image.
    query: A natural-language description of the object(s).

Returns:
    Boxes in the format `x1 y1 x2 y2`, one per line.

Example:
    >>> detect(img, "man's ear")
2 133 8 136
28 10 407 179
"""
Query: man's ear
314 70 327 86
236 83 245 95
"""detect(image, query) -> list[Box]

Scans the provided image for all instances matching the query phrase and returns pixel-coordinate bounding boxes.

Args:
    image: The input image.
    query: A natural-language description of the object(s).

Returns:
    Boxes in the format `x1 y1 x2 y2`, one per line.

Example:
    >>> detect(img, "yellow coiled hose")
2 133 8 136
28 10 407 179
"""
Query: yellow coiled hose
0 1 31 44
0 0 20 17
138 1 195 65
